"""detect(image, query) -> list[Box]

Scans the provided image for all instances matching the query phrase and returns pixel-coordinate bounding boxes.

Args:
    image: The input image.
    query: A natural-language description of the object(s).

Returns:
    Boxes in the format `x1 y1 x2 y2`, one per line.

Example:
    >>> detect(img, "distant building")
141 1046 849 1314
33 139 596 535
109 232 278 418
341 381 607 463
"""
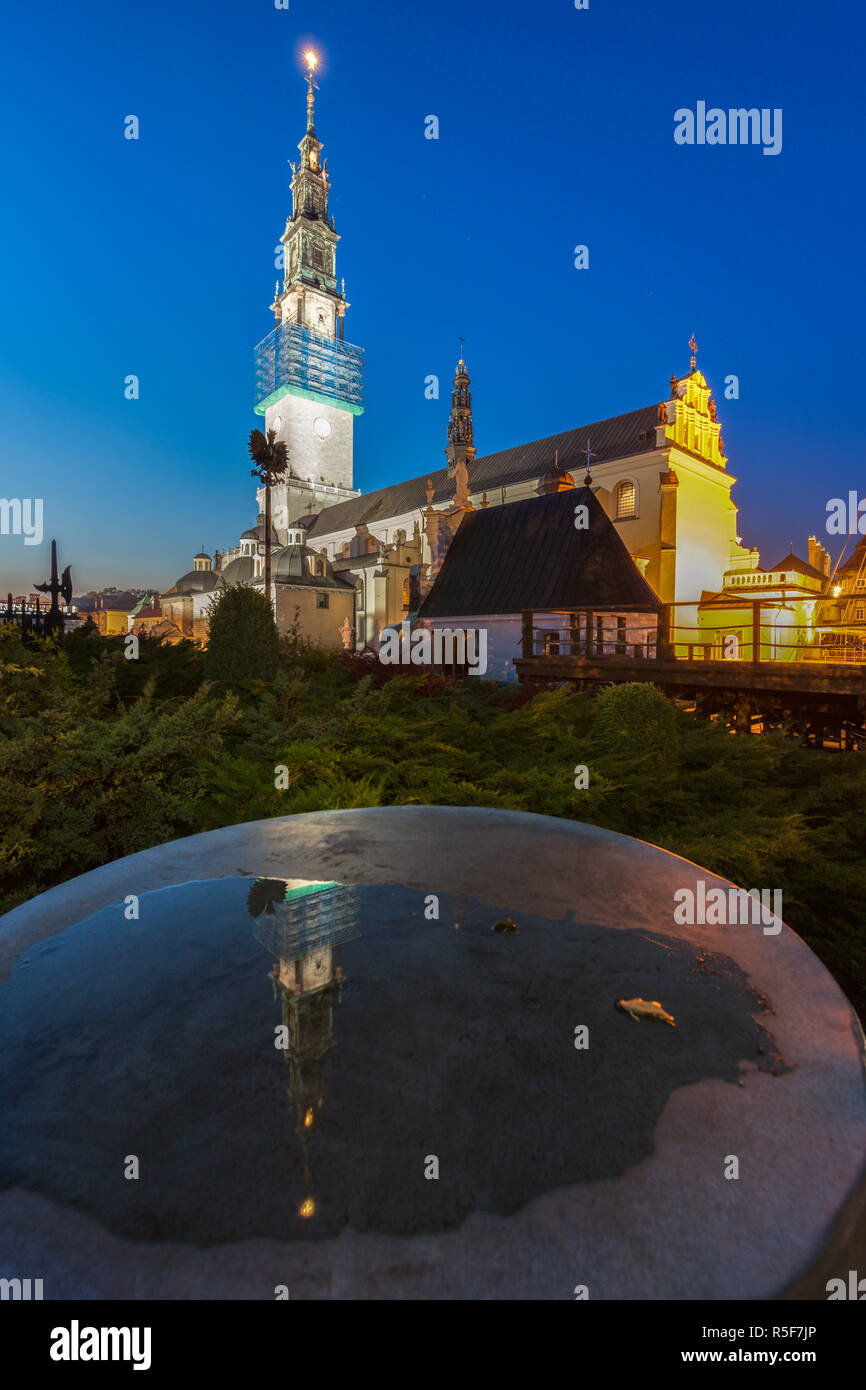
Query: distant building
128 593 163 636
160 553 220 643
161 536 354 647
88 593 138 637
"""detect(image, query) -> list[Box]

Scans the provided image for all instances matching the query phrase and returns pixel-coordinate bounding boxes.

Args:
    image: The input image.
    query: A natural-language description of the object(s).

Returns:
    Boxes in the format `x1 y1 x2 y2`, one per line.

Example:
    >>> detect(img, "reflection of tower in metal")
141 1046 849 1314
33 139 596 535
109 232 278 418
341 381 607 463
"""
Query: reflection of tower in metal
249 879 361 1220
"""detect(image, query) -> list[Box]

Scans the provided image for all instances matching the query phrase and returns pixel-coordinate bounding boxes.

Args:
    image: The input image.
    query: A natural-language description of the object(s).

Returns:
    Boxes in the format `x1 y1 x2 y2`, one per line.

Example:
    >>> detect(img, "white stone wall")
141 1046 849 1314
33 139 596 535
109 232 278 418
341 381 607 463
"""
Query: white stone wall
425 615 522 682
302 291 338 338
265 394 355 496
424 611 658 682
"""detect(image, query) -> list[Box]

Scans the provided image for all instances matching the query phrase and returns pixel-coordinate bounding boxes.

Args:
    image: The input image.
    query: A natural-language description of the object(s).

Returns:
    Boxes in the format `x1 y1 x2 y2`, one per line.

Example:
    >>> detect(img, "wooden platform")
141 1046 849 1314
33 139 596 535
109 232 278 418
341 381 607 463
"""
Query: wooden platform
515 653 866 700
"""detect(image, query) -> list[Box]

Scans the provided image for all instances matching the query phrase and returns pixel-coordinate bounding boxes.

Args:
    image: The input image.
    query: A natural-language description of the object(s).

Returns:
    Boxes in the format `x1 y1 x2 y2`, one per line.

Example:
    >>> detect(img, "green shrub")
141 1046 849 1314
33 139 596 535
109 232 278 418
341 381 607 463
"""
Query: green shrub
1 638 865 1021
204 583 280 686
593 681 679 766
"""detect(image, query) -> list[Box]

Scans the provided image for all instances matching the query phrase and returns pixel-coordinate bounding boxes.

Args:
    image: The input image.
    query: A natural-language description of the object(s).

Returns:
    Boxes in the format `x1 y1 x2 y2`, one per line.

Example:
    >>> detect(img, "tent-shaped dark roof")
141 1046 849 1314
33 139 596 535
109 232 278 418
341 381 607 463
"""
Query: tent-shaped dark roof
306 404 661 540
418 486 661 619
767 553 825 581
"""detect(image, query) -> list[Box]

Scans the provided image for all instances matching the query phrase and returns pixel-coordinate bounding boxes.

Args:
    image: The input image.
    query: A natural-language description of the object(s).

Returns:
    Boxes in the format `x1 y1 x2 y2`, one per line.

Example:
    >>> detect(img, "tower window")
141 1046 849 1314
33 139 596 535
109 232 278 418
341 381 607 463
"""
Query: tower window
615 481 637 519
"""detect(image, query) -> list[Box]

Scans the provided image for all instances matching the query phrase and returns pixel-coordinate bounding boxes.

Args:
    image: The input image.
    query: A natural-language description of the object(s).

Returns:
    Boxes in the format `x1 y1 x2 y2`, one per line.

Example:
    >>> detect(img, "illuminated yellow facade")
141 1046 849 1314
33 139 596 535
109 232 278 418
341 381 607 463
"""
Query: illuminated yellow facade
591 368 752 625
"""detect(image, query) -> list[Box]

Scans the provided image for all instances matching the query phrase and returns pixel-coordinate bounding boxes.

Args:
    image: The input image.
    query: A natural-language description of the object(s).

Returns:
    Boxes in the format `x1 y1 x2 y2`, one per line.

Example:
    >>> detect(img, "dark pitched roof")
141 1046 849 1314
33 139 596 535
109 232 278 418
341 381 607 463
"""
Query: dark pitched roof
767 553 825 581
274 572 354 591
332 554 383 571
306 404 661 539
838 537 866 575
418 486 661 619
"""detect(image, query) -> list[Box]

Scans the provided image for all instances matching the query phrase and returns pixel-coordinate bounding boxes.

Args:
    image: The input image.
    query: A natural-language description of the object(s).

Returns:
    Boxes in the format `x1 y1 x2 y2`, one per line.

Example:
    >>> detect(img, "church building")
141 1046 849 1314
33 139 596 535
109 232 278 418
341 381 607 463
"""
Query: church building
165 55 792 671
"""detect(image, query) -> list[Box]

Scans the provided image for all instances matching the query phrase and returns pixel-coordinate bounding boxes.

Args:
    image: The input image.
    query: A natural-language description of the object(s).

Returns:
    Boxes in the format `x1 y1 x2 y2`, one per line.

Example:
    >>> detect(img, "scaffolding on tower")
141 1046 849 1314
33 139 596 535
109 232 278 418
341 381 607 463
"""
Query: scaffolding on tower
254 321 365 416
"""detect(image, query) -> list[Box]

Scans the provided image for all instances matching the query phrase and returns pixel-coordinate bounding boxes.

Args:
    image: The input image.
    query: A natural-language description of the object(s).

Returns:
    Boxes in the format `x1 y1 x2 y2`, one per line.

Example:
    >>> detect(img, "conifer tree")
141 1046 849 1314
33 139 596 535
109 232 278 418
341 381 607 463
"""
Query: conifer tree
205 582 279 684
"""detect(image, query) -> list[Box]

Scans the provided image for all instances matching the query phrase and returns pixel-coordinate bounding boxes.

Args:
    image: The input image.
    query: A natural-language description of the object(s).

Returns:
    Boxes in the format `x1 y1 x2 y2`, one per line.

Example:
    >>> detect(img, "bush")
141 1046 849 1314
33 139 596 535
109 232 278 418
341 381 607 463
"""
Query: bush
593 681 679 768
204 583 280 686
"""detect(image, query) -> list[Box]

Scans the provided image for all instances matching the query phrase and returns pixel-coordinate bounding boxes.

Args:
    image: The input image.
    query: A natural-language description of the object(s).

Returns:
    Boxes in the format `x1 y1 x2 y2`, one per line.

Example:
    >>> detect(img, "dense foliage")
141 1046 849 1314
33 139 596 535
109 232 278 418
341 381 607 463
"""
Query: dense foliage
204 582 280 686
1 626 865 1018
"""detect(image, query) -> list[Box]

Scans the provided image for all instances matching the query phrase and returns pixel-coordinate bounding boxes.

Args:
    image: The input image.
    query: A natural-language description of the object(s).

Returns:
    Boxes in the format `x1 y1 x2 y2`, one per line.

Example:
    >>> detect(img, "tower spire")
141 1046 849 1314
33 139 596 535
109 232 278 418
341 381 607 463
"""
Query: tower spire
304 49 319 132
445 353 476 507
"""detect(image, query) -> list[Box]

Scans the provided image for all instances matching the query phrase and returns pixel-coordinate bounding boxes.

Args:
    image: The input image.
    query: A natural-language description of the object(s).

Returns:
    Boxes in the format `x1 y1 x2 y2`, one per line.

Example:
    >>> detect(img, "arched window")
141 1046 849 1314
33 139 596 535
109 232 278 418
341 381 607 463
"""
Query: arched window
615 480 637 519
402 577 411 609
341 542 350 558
367 536 377 554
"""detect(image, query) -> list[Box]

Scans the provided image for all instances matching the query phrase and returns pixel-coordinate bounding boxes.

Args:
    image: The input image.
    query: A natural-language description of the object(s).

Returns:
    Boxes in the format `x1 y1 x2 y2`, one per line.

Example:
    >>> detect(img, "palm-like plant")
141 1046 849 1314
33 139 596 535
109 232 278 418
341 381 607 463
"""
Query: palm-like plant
248 428 290 603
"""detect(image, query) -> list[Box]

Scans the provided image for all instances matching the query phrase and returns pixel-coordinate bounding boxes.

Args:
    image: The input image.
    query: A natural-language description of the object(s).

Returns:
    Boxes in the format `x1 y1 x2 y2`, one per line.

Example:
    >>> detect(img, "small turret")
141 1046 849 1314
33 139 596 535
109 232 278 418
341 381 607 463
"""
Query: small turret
444 349 476 507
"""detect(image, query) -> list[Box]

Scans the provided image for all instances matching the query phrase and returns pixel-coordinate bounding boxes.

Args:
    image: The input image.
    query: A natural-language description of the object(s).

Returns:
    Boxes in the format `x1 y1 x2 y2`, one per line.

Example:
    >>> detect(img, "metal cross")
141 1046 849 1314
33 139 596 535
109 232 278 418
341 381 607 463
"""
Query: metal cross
583 437 596 480
689 332 698 370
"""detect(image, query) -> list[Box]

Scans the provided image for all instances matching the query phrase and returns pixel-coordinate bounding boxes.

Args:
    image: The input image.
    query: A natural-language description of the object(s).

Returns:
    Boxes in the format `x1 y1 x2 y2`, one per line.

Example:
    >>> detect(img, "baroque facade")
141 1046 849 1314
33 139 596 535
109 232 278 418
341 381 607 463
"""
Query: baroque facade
163 60 859 669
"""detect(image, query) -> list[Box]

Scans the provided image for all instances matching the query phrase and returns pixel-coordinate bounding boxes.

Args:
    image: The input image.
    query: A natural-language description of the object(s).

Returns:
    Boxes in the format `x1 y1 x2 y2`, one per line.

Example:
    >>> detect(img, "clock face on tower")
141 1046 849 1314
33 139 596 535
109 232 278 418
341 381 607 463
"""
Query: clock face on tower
314 417 331 440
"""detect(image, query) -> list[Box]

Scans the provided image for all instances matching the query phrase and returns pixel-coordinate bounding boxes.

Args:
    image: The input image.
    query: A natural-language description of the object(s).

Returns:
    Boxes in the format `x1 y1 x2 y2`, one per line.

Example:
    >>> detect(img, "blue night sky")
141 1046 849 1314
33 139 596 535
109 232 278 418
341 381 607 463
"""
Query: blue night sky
1 0 863 593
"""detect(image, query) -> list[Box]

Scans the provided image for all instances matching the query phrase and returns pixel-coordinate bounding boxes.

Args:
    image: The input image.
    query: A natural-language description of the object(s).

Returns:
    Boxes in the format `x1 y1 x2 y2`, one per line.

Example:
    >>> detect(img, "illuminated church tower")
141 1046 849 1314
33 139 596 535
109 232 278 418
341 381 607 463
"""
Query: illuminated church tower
253 51 364 540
